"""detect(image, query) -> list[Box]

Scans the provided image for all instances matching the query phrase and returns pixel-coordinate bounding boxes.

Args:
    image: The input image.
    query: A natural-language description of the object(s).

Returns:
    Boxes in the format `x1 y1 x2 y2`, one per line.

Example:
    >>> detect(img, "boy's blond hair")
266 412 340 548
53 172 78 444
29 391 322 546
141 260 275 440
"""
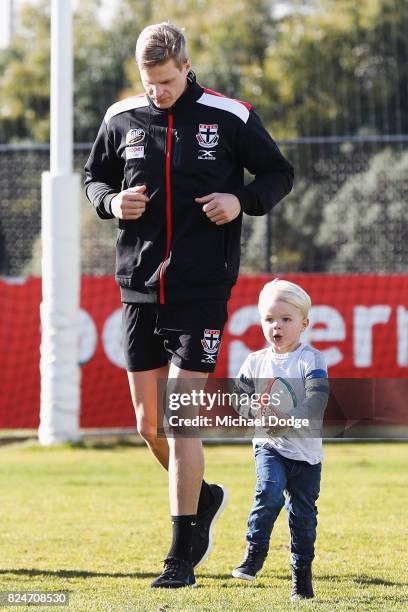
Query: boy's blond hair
258 279 311 319
135 22 188 69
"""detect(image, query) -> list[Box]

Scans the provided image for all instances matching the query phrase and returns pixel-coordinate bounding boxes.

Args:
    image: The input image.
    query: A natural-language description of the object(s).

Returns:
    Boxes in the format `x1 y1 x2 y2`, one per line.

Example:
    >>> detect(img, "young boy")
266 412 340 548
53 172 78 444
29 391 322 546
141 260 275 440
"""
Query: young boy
232 279 328 601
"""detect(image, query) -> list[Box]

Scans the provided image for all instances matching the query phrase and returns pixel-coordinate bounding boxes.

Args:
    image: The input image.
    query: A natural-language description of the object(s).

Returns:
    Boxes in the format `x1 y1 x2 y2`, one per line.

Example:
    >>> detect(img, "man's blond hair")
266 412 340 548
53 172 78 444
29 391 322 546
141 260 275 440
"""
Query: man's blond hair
136 22 188 69
258 279 312 319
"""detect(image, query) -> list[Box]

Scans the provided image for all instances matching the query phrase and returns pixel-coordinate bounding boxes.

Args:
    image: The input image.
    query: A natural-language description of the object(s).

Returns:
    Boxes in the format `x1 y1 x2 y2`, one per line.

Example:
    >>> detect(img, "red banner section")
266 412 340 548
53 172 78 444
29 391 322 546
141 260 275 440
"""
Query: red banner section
1 275 407 428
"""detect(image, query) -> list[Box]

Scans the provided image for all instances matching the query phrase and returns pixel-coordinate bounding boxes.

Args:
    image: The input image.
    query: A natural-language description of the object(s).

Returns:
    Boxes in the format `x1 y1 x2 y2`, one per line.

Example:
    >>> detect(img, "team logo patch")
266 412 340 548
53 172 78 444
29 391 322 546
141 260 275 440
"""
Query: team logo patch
126 145 144 160
126 128 145 145
196 124 219 148
201 329 221 364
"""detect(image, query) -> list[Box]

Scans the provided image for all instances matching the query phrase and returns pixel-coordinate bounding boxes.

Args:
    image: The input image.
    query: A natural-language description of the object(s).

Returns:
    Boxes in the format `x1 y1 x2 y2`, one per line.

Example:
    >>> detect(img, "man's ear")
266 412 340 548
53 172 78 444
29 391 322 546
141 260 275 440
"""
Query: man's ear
184 59 192 73
303 318 309 331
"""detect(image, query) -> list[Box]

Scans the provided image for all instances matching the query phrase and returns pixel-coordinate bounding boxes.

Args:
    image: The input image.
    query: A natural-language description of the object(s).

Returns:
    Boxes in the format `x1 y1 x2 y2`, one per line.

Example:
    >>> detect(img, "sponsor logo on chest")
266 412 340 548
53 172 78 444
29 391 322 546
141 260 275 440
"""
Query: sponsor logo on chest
125 128 146 160
126 145 144 160
126 128 145 145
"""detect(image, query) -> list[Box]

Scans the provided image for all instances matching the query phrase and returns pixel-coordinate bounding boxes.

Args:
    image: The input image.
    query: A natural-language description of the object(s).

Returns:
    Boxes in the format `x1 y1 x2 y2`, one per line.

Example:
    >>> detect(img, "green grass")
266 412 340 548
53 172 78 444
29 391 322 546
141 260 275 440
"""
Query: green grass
0 442 407 611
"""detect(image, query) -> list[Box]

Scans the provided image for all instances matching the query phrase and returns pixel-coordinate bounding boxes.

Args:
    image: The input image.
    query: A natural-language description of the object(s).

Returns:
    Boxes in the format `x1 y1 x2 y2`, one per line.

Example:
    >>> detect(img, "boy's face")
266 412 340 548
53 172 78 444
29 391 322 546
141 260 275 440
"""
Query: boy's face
139 58 192 109
260 298 308 354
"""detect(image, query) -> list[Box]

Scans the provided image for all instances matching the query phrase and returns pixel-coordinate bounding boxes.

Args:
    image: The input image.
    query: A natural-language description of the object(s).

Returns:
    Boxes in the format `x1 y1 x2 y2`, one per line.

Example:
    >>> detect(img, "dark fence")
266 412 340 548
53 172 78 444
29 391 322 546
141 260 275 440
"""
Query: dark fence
1 137 407 277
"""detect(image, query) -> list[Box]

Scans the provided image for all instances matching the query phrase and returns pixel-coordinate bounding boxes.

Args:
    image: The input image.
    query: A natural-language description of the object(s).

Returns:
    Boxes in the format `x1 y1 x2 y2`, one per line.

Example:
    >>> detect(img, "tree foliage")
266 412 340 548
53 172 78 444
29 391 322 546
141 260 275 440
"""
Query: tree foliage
0 0 145 142
267 0 408 137
1 0 407 275
1 0 407 142
0 0 51 142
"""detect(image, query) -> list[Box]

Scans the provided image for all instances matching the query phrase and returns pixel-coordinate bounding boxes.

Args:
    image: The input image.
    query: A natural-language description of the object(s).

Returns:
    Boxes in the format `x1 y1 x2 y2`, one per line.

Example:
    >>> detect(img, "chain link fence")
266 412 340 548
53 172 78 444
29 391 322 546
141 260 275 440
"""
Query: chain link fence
1 138 407 278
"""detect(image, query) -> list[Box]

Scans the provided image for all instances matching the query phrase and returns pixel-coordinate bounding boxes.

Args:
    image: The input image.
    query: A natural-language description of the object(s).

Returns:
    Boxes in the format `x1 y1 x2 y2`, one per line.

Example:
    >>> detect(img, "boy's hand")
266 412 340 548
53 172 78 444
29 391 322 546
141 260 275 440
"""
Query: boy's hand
266 407 290 435
257 405 290 435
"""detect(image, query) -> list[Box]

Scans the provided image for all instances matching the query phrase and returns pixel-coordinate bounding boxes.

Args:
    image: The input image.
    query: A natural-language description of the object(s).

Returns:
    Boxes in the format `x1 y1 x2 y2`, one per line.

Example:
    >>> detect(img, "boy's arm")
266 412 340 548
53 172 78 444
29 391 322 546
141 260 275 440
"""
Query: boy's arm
287 371 329 421
232 357 256 420
263 350 328 436
279 354 329 436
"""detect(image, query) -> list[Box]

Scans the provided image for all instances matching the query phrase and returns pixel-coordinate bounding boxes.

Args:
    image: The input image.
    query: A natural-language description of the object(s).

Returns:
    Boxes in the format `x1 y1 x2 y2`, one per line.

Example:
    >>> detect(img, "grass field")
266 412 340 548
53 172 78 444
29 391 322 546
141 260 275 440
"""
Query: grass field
0 442 407 611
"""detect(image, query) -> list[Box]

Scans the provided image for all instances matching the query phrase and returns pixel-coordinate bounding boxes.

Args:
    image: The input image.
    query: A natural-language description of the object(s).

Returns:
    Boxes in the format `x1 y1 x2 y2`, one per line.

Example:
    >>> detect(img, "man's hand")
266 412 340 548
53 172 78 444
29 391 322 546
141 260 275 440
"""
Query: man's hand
111 185 149 220
195 193 241 225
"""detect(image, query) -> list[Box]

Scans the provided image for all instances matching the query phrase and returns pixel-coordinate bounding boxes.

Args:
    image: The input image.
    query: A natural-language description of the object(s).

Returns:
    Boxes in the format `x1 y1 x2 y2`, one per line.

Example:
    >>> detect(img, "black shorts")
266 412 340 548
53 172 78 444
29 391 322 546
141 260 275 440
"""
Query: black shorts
122 301 229 373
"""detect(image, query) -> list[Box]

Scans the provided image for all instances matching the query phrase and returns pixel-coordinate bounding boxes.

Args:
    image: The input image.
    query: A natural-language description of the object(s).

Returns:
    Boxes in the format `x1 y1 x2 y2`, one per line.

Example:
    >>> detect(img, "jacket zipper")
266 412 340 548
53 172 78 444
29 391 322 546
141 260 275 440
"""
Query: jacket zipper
159 111 174 304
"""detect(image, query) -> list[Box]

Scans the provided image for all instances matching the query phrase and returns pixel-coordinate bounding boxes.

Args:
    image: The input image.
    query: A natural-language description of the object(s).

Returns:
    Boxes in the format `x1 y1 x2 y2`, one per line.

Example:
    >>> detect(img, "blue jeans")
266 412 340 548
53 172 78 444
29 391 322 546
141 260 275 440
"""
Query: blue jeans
247 443 322 568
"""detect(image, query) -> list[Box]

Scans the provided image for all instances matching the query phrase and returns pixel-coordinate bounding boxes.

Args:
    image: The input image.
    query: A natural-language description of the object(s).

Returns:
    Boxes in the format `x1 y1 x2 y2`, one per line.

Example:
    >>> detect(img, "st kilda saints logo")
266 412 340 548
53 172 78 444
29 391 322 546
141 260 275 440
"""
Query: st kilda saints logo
201 329 221 364
197 124 219 160
196 124 219 148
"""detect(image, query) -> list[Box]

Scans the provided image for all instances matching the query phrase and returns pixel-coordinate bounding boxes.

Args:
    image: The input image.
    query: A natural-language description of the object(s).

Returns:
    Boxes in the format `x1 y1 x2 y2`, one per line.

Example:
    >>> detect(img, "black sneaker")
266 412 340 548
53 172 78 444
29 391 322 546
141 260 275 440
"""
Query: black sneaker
191 483 228 568
151 557 196 589
290 563 314 600
232 545 268 580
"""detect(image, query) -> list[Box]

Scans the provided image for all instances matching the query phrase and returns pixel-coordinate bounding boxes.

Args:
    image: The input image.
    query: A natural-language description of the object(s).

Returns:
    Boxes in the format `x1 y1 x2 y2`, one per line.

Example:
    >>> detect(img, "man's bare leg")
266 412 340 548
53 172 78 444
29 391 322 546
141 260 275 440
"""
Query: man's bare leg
166 363 208 515
127 365 170 469
128 362 227 584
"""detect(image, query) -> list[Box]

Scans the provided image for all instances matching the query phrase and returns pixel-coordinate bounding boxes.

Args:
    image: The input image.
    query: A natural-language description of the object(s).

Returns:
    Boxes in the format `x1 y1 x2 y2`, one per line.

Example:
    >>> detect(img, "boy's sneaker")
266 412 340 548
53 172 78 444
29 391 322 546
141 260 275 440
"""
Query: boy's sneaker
151 557 196 588
191 483 228 568
232 545 268 580
290 563 314 600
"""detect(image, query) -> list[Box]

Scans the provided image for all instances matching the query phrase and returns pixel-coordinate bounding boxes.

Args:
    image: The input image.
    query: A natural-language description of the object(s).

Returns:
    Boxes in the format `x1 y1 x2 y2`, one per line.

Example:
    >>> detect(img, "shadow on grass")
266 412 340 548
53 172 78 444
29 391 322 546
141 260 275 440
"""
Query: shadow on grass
199 572 407 589
2 569 405 590
2 439 144 452
198 572 289 581
351 575 406 587
0 568 288 589
70 441 142 450
317 574 406 587
0 568 157 579
36 440 142 451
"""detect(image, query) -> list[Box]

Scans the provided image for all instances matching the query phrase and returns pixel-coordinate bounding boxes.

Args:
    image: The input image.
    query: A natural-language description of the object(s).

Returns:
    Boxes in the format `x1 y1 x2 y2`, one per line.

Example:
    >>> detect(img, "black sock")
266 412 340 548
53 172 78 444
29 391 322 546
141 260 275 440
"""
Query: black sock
197 480 214 514
167 515 196 562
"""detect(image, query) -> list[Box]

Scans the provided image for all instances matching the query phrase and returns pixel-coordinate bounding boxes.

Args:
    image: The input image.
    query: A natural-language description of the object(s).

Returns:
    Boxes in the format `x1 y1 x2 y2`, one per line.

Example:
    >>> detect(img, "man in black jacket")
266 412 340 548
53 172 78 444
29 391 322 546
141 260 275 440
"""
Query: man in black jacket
85 22 294 588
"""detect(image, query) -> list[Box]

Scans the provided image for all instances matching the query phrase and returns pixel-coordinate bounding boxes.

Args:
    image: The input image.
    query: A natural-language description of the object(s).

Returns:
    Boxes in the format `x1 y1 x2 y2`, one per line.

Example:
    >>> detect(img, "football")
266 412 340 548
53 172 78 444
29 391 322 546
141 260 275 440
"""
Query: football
257 377 297 435
263 377 297 414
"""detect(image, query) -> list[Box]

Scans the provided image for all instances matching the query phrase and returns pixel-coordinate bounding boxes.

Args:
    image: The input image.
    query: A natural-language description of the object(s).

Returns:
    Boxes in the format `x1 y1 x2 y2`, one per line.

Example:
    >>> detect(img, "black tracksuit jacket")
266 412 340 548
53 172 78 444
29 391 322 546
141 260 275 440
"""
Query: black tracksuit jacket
84 72 294 304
